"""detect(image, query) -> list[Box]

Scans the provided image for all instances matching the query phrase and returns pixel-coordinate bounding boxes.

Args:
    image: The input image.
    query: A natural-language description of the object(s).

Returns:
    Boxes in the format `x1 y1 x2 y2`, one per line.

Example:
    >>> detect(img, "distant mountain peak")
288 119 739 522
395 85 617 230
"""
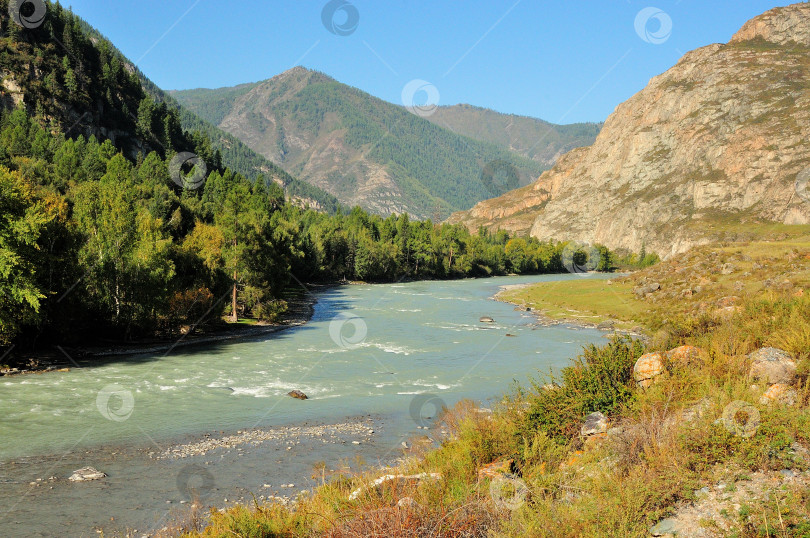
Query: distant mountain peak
730 2 810 46
173 71 579 219
448 2 810 258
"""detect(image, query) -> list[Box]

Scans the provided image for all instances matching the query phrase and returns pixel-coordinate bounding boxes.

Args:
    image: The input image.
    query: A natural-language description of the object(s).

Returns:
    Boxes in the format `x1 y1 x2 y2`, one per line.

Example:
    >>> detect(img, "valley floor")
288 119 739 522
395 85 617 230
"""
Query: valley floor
163 228 810 537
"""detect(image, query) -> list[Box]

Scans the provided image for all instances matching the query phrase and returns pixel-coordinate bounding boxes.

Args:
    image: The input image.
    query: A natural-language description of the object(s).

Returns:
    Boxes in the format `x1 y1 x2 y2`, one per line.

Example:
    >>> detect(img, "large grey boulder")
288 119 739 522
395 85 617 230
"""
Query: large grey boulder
748 347 797 385
581 412 609 437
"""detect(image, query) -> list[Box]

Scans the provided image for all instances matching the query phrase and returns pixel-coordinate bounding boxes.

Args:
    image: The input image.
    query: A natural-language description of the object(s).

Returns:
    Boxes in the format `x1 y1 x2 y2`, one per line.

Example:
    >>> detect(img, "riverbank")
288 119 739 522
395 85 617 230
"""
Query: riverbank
493 280 645 336
0 285 327 377
176 237 810 537
0 274 609 536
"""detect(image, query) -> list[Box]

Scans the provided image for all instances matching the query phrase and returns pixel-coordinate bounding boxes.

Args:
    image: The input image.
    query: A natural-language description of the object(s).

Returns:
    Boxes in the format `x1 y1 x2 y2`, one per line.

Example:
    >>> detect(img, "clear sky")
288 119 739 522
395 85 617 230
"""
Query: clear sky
64 0 793 124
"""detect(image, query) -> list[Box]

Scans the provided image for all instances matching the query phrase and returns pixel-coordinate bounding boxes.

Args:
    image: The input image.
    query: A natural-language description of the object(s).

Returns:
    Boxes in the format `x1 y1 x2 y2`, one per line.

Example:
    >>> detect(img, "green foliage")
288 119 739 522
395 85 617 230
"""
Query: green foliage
426 103 601 164
0 166 53 343
524 336 645 444
612 243 661 270
174 69 548 218
0 102 621 349
0 8 620 351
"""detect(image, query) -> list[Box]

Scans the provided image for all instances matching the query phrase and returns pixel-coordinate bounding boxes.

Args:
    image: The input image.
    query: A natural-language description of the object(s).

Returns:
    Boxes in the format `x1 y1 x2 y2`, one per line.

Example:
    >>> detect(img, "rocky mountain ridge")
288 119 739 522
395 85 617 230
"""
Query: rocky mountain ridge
448 3 810 258
173 68 587 219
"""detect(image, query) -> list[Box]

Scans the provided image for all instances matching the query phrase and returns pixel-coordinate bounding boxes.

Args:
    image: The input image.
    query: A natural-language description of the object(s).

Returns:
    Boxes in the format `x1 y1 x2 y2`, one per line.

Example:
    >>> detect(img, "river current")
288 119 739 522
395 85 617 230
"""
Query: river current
0 274 609 536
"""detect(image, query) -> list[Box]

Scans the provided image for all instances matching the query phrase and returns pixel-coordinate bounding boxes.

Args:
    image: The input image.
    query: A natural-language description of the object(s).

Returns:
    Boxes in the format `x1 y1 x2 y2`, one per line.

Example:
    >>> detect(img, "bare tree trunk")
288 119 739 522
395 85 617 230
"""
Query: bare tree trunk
231 271 238 323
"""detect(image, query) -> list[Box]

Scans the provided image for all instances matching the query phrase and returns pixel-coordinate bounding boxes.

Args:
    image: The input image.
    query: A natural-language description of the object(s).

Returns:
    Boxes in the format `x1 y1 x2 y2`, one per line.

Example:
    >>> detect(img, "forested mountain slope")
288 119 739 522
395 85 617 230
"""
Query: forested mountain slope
173 68 547 219
426 104 600 166
1 0 616 354
0 7 341 212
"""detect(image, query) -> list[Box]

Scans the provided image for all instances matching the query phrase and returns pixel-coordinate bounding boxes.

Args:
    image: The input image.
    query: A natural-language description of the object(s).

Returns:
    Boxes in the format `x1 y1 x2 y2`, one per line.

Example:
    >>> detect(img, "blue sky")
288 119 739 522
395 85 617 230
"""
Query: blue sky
64 0 792 123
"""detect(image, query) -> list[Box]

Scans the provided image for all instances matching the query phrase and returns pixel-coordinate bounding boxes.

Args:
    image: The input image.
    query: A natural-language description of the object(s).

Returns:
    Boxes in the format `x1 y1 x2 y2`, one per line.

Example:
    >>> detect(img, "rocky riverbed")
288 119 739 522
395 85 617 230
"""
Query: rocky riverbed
155 418 377 459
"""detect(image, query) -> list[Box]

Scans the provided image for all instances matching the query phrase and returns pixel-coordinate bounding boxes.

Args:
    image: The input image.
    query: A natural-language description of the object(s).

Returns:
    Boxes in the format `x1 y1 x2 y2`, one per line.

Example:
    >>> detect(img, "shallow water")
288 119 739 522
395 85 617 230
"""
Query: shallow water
0 274 610 536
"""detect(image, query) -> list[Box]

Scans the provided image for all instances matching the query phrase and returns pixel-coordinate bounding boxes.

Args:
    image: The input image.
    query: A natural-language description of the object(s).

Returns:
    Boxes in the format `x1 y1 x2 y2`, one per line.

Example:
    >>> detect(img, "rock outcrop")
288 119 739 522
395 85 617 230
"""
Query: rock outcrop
448 3 810 258
748 347 797 385
633 353 665 388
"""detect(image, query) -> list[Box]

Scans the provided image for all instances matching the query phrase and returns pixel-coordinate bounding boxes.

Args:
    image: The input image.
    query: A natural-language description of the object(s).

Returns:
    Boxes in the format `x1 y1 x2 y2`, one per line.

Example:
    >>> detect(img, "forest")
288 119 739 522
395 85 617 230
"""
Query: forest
0 101 625 348
0 1 631 351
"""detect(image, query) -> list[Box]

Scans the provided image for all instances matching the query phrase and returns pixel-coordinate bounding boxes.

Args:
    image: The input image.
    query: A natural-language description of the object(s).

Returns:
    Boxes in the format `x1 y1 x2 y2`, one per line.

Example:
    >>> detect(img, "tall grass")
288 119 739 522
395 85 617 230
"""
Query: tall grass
176 276 810 537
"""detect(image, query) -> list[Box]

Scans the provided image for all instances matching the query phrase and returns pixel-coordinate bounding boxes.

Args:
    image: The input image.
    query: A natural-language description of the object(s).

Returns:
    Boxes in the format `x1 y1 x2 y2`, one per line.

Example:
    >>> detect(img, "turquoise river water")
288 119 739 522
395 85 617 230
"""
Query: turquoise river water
0 274 610 537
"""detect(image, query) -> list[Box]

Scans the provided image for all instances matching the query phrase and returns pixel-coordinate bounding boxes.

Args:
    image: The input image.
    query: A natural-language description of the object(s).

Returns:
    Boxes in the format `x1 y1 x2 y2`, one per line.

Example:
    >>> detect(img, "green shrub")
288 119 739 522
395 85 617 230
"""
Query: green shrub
522 336 644 444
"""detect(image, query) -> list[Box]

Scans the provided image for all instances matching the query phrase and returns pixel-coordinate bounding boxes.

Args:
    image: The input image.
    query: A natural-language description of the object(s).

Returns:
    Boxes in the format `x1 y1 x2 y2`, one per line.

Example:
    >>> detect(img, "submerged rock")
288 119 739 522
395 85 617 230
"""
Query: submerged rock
287 390 308 400
479 316 495 323
68 467 107 482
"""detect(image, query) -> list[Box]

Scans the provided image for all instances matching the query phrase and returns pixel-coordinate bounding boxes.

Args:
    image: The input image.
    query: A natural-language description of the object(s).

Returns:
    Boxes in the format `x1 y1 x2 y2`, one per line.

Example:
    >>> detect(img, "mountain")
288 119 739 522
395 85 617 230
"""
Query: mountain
172 68 549 219
0 9 340 213
448 3 810 259
425 104 601 166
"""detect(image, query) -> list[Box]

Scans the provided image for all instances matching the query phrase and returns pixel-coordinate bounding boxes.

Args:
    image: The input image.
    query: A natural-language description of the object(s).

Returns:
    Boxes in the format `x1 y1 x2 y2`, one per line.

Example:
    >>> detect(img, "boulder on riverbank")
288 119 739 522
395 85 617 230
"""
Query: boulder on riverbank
288 390 308 400
633 352 665 388
68 467 107 482
581 412 609 437
477 459 514 480
348 473 442 501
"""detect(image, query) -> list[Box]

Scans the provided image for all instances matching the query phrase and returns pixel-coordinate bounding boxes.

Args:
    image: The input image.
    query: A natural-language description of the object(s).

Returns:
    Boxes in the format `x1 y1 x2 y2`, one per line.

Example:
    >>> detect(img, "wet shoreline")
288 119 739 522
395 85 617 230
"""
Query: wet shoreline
0 415 394 537
0 285 326 378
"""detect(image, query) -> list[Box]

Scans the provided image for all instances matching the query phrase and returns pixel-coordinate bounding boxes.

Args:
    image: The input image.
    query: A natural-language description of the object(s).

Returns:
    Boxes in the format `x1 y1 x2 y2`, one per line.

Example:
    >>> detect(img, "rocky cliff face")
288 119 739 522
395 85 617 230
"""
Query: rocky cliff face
448 3 810 258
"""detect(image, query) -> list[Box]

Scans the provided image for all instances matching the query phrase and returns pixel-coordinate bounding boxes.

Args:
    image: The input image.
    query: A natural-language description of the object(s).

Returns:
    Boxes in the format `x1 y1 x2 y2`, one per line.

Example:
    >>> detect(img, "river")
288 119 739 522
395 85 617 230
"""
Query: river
0 274 609 537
